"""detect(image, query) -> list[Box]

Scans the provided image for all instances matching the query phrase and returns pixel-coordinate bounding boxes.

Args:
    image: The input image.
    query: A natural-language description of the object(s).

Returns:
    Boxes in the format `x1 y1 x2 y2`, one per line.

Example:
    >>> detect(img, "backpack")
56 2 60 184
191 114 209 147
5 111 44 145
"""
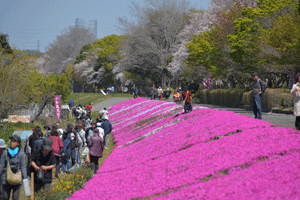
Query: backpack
258 79 266 93
24 132 33 154
75 108 81 117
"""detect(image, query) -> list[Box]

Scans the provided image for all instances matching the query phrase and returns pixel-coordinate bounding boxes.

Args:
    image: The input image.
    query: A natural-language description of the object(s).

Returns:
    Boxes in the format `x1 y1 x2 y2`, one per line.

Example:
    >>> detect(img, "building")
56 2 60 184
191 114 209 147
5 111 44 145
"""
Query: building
75 18 97 38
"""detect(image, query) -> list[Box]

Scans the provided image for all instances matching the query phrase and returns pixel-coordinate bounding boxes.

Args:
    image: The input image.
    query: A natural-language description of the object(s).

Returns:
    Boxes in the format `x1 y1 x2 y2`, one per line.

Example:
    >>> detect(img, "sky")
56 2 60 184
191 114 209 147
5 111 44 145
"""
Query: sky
0 0 210 52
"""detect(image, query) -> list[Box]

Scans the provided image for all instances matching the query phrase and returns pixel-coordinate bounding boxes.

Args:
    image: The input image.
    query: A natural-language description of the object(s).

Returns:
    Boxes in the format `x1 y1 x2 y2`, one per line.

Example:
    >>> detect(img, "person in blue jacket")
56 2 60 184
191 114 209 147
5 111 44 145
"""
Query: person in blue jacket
61 134 71 173
100 119 113 149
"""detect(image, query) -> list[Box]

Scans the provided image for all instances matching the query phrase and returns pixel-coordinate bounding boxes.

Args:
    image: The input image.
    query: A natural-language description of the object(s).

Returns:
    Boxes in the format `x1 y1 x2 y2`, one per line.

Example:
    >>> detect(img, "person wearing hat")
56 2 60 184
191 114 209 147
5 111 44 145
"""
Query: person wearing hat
88 128 104 173
252 72 267 119
0 135 26 200
44 124 51 137
31 138 56 193
0 138 6 198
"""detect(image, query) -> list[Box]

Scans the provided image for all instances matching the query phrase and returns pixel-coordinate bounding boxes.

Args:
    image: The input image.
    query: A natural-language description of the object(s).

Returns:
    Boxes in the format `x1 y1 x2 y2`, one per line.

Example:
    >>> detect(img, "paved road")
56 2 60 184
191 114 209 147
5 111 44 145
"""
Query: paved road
92 97 296 129
199 104 296 129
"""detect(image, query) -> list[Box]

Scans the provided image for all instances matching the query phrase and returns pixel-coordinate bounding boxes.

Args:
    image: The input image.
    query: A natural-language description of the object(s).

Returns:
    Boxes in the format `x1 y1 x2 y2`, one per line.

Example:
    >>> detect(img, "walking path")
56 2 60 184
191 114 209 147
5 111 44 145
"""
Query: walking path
93 97 296 129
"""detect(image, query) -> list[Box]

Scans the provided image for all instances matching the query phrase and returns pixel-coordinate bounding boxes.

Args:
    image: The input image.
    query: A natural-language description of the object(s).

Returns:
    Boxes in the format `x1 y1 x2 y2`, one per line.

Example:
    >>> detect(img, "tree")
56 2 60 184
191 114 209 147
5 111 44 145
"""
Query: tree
46 26 96 74
116 0 192 88
30 72 71 123
73 34 124 89
0 48 38 118
0 33 13 54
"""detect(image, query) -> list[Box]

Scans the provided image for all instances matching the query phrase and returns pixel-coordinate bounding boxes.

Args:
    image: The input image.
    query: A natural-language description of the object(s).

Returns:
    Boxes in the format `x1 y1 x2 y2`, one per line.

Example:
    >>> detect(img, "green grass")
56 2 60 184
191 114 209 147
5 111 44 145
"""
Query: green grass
65 92 133 107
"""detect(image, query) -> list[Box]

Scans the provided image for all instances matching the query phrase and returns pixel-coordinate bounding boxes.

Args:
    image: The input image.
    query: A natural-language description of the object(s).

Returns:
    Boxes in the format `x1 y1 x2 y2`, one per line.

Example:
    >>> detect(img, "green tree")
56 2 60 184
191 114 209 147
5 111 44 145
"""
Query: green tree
0 33 13 54
91 34 124 88
0 48 37 118
31 72 71 123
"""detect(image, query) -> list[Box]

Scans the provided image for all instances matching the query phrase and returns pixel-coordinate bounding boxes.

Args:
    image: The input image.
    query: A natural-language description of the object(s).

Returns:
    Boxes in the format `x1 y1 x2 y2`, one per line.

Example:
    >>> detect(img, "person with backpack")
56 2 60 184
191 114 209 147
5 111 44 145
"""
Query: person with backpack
0 135 27 200
61 134 71 174
85 121 96 146
32 131 44 153
182 86 192 113
74 124 85 164
49 130 63 178
252 72 267 120
30 138 56 192
62 123 79 167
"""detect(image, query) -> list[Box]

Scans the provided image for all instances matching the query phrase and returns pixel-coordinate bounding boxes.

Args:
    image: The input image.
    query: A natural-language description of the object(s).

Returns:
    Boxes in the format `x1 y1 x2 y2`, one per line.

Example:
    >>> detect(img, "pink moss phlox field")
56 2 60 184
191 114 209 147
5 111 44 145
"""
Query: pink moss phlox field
67 98 300 200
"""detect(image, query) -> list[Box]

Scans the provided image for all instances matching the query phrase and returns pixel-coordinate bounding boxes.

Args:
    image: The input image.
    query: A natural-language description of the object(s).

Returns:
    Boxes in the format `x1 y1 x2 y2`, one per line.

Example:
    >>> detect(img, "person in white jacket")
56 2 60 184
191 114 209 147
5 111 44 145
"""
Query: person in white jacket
290 73 300 130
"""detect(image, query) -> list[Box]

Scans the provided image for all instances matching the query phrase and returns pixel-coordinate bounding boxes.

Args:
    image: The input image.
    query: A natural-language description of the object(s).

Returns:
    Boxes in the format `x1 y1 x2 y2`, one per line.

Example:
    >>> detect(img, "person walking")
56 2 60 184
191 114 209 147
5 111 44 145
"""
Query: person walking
31 138 56 192
62 123 78 167
85 121 96 146
101 119 113 149
61 134 71 174
24 127 35 177
252 72 267 119
88 129 104 174
44 124 51 137
133 87 138 99
290 73 300 130
49 130 63 178
0 139 7 199
157 86 163 100
32 131 44 153
0 135 26 200
182 86 192 113
75 124 84 165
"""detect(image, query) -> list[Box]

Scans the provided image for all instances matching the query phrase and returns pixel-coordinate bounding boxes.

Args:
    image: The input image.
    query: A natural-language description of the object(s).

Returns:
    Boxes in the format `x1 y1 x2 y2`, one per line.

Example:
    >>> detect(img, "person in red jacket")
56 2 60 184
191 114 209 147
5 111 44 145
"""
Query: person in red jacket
49 130 63 178
182 86 192 113
88 129 104 174
87 103 92 113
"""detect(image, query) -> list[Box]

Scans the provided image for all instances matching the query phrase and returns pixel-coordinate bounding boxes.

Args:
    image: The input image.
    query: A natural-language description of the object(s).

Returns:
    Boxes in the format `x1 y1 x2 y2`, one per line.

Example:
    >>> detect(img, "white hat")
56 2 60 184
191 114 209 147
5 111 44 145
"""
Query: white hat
0 139 6 148
96 122 101 127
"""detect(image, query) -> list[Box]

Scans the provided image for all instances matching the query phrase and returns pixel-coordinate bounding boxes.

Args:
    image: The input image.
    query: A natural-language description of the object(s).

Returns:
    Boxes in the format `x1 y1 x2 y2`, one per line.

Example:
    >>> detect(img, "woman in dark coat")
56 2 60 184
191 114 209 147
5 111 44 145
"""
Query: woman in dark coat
88 129 104 173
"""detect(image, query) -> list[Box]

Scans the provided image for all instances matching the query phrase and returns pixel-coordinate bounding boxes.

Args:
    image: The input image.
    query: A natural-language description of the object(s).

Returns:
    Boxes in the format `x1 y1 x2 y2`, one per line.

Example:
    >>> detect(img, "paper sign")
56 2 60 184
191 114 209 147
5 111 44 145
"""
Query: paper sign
8 115 30 123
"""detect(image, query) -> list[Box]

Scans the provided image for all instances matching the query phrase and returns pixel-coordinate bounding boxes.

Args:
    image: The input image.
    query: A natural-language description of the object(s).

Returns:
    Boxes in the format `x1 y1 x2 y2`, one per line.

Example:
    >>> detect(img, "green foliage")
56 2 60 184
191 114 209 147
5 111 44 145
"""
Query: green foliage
0 33 13 54
74 44 92 64
91 35 124 87
256 0 298 16
0 48 38 118
227 16 263 73
264 13 300 65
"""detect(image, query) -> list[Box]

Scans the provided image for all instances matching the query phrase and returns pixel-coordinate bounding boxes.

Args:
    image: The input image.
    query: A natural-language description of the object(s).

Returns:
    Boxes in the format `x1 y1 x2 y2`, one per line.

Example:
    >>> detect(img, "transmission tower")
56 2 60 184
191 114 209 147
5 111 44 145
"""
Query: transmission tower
37 40 40 51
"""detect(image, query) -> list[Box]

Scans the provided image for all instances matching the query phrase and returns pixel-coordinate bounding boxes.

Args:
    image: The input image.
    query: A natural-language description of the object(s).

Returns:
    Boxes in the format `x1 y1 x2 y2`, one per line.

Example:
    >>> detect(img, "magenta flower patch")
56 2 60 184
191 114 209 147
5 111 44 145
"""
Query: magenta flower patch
67 98 300 200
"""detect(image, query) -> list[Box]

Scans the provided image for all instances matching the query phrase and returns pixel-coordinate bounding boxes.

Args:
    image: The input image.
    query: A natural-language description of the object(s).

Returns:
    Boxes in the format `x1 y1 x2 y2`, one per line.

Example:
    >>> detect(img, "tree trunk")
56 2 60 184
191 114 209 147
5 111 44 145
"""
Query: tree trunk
31 96 54 123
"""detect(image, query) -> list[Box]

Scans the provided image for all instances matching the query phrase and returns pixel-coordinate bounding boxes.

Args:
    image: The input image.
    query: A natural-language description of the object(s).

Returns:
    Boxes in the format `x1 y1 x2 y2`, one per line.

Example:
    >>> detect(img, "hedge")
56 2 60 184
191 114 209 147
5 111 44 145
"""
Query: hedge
197 88 293 111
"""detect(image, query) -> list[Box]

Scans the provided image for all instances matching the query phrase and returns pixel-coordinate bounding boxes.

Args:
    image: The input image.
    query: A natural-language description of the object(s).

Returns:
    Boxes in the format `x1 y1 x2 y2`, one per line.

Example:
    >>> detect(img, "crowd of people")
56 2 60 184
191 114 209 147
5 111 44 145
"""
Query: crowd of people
0 105 112 199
